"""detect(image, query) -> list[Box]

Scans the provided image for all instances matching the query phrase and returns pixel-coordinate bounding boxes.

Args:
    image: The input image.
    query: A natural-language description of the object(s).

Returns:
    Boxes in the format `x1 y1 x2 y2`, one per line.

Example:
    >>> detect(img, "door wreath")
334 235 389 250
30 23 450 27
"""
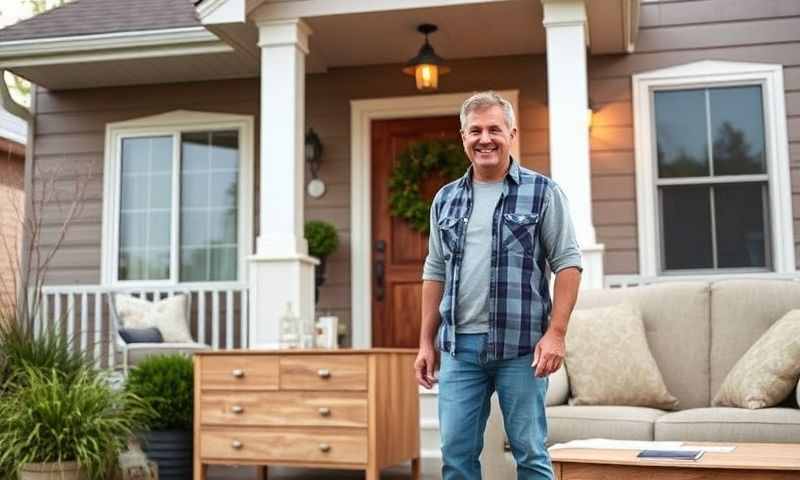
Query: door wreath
388 139 469 234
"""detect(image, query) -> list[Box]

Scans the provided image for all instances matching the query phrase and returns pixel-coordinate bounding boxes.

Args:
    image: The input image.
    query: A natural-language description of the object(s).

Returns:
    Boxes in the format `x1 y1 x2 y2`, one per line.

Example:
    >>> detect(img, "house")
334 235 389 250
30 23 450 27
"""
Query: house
0 0 798 473
0 106 26 313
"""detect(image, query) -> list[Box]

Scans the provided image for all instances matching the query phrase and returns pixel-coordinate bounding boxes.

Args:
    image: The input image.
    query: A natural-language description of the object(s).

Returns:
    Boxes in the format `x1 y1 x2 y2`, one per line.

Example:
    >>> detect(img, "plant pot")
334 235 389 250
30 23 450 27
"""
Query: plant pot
139 430 192 480
20 461 83 480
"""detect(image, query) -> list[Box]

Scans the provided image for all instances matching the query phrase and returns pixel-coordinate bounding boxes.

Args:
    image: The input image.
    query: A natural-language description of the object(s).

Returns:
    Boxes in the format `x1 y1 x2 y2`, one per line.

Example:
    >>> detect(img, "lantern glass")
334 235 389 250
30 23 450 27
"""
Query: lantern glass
415 64 438 91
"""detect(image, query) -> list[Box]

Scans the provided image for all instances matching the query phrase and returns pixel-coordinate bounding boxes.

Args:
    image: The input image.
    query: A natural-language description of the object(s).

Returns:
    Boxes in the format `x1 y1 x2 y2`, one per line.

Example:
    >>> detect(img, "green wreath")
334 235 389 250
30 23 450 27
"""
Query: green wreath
388 139 470 234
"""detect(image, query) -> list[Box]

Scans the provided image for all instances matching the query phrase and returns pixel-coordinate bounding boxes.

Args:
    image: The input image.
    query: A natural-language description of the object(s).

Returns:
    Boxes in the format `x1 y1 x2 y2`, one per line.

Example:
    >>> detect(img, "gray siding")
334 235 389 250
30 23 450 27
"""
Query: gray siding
588 0 800 273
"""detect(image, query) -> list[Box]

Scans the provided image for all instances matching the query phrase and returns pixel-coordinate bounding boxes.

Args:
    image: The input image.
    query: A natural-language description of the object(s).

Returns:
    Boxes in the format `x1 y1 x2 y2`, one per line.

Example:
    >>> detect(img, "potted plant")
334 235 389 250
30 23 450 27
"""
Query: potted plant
304 220 339 301
0 366 150 480
125 354 194 480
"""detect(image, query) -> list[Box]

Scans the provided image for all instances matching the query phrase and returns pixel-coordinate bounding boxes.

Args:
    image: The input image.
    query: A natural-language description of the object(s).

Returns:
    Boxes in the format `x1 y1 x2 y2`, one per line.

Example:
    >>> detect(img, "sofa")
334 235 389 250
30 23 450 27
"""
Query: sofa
544 279 800 445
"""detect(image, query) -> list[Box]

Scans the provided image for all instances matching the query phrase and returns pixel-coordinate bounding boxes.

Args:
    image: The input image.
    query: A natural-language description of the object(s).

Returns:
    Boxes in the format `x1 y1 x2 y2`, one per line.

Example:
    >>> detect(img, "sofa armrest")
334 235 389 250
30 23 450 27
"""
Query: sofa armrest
547 364 570 406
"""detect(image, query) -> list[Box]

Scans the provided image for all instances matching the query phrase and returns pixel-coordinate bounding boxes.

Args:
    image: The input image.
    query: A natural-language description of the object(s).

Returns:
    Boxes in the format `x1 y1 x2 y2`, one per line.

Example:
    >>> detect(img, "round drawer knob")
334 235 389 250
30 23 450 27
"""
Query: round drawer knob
231 369 245 378
319 443 331 453
317 368 331 379
318 407 331 417
231 405 244 414
231 440 243 449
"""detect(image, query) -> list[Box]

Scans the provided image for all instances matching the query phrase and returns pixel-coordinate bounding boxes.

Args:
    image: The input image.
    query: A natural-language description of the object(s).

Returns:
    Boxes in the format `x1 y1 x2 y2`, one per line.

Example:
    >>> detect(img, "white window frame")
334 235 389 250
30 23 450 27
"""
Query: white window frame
102 110 254 287
632 60 795 276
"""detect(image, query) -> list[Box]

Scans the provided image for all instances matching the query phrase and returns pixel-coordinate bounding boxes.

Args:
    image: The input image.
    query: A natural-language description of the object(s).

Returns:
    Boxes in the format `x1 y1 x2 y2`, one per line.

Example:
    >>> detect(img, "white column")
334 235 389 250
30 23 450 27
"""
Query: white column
542 0 604 290
249 18 317 348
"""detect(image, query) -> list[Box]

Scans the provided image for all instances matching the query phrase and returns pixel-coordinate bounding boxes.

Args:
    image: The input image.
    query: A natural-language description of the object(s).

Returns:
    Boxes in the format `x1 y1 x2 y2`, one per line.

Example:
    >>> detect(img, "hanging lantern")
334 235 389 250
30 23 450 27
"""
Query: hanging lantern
402 24 450 92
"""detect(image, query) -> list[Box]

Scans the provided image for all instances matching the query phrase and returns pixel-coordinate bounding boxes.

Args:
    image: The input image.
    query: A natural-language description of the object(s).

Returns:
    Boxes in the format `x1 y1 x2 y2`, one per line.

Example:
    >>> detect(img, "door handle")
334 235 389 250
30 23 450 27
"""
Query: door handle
375 240 386 302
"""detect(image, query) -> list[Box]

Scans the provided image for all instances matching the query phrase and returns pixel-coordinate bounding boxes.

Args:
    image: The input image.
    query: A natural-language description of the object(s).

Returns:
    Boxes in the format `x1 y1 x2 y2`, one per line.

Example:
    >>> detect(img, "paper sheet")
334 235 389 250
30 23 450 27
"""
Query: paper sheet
548 438 736 453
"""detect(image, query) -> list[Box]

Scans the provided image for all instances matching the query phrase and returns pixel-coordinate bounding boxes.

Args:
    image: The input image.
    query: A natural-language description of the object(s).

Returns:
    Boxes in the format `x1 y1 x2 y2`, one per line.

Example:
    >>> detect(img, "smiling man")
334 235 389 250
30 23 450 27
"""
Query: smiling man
414 91 583 479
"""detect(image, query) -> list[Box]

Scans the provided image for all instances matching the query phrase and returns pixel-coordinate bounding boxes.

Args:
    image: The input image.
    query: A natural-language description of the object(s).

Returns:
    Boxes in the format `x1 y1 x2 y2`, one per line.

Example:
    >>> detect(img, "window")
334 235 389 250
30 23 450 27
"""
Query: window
104 111 253 285
633 61 795 276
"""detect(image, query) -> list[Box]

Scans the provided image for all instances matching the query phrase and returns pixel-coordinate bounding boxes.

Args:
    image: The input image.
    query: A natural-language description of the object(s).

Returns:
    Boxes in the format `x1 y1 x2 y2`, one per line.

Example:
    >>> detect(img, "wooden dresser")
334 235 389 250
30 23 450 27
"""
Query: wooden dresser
193 349 420 480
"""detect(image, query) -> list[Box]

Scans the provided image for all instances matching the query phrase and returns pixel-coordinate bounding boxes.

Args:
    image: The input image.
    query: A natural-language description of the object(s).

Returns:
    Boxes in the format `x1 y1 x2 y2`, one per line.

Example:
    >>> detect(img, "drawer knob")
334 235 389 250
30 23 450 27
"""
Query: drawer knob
318 407 331 417
231 405 244 414
231 440 243 449
231 369 245 378
317 368 331 379
319 443 331 453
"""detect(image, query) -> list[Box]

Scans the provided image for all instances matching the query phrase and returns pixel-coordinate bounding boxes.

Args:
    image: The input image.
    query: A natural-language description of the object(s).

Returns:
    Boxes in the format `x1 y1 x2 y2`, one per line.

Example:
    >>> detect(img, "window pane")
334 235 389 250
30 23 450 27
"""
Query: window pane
715 183 768 268
661 185 713 270
654 89 709 178
710 86 766 175
119 136 173 281
180 130 239 282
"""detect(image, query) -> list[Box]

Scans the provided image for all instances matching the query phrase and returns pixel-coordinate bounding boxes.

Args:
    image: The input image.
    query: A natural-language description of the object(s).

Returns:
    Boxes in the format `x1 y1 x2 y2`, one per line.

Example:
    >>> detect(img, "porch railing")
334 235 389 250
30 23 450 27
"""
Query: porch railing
35 283 249 369
604 273 800 289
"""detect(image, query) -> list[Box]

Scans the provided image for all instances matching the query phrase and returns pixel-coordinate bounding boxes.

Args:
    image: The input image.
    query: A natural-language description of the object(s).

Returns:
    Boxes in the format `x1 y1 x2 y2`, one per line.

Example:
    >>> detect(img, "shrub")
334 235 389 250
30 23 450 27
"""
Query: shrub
125 354 194 431
0 314 92 394
0 367 151 480
305 220 339 259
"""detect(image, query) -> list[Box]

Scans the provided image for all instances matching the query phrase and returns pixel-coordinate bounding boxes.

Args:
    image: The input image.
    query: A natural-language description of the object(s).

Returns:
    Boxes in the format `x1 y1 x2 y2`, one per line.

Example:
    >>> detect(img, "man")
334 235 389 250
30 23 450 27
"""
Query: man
414 91 582 480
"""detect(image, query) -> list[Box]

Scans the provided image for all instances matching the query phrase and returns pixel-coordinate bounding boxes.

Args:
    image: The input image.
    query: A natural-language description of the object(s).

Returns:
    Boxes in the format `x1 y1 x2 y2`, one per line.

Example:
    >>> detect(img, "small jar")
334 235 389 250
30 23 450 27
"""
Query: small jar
279 302 300 349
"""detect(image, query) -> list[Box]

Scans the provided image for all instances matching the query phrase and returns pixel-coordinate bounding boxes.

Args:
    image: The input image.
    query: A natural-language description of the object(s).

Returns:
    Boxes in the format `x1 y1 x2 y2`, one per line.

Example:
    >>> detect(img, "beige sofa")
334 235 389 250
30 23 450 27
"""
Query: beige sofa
545 279 800 445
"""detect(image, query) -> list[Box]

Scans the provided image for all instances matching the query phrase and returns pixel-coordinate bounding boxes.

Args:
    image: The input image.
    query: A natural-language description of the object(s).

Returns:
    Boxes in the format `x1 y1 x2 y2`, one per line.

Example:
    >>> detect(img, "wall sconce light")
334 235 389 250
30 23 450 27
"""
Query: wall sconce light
402 24 450 92
305 127 326 198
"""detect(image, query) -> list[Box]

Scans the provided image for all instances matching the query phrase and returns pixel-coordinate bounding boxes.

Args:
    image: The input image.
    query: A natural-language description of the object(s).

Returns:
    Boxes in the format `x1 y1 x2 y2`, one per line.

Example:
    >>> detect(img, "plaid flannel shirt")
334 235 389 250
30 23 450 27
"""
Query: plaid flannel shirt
425 159 582 361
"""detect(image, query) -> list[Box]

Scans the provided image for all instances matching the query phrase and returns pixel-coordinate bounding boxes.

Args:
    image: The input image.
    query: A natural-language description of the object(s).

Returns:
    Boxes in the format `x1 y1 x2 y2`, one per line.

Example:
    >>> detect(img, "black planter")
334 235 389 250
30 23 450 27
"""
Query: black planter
315 256 328 304
139 430 192 480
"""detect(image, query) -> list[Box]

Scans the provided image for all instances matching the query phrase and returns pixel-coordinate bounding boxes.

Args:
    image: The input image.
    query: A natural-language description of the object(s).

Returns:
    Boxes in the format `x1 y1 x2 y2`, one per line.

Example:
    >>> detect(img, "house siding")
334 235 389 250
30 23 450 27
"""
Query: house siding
0 138 25 312
588 0 800 274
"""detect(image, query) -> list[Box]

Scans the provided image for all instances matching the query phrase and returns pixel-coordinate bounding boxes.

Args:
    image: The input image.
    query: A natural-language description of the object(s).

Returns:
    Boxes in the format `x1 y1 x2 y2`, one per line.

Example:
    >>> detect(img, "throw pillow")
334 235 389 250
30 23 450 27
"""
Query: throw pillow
565 303 679 410
712 309 800 409
113 294 193 343
119 327 163 344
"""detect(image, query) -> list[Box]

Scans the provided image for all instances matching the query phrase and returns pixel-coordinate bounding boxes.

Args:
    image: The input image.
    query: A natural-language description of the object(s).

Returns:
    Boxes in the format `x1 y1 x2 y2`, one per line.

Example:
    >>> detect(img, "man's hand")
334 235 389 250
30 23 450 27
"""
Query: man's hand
533 329 565 377
415 344 438 389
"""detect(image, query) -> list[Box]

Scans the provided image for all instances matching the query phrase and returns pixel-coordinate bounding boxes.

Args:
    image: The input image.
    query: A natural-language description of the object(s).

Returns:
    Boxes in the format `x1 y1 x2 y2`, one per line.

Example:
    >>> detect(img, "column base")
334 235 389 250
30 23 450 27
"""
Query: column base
581 243 605 290
248 253 318 349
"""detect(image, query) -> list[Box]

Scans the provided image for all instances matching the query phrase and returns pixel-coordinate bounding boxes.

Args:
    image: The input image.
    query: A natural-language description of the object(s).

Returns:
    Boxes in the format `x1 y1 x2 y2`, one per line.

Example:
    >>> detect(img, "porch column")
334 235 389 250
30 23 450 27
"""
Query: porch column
249 18 317 348
542 0 604 289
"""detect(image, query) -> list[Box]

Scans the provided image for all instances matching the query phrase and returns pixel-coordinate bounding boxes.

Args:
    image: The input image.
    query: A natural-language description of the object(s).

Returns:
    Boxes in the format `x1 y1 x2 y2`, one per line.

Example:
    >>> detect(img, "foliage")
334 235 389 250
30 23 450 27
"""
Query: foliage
0 367 151 480
0 313 92 395
305 220 339 259
388 140 469 233
125 354 194 431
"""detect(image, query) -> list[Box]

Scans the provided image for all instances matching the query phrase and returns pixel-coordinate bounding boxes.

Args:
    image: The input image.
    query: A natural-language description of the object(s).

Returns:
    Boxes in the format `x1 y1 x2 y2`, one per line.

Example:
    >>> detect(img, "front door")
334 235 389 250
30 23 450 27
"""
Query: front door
371 116 462 348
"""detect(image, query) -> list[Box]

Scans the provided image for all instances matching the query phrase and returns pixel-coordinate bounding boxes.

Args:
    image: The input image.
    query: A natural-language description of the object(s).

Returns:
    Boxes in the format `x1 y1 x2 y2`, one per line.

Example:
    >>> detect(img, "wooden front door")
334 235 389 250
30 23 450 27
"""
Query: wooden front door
371 116 462 348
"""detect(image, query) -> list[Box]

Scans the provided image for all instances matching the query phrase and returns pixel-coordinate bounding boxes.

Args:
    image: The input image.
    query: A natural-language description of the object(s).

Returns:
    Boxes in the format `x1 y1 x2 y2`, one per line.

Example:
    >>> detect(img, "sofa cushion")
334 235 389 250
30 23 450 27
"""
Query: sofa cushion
547 405 665 445
575 282 710 409
126 342 210 365
112 293 193 343
655 407 800 443
710 279 800 399
547 365 569 406
713 309 800 409
119 327 163 344
565 303 678 409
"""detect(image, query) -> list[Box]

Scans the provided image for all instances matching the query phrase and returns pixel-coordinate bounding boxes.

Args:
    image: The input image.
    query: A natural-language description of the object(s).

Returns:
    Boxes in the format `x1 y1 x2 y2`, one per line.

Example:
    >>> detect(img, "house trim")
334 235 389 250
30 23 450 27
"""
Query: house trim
632 60 795 276
101 110 255 288
0 27 230 68
349 90 520 348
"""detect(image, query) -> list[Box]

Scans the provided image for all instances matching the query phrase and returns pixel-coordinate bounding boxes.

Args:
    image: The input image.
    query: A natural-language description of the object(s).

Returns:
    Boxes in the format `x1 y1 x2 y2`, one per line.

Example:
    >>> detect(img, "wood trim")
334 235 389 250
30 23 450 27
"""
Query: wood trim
349 90 520 348
193 355 203 480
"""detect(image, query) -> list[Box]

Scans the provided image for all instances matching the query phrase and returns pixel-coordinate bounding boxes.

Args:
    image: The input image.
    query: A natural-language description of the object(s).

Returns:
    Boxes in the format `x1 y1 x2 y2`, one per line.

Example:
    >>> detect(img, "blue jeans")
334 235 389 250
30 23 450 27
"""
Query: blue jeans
438 333 553 480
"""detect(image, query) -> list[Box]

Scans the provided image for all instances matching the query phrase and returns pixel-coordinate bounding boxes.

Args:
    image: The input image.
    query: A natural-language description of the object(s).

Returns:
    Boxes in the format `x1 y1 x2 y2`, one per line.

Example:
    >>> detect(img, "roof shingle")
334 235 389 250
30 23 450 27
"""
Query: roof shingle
0 0 201 43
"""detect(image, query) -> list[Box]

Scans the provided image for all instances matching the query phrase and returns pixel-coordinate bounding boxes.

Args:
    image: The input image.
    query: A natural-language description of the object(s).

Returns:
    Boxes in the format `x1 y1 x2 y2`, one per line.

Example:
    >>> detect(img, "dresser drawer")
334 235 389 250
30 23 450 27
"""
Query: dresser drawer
200 355 279 390
200 428 368 464
279 355 367 391
200 391 368 427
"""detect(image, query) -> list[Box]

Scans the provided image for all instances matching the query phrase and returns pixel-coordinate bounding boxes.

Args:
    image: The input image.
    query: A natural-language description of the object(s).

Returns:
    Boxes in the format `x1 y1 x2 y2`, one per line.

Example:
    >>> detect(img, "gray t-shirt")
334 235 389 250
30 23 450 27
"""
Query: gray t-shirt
423 179 503 333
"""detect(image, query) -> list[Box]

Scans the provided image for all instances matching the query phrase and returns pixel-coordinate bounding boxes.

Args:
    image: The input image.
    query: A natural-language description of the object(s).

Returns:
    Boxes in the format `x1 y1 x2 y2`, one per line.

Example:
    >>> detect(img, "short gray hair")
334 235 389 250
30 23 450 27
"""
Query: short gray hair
459 91 516 131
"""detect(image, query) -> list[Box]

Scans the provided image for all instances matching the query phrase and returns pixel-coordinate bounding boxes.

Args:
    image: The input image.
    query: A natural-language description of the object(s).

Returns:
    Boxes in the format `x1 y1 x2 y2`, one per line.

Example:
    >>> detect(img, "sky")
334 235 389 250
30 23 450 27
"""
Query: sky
0 0 35 28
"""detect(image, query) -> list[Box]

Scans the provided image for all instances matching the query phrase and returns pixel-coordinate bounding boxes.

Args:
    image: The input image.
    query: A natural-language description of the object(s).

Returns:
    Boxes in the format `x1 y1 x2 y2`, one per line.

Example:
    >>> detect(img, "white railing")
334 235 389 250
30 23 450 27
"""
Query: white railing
35 283 249 369
604 272 800 289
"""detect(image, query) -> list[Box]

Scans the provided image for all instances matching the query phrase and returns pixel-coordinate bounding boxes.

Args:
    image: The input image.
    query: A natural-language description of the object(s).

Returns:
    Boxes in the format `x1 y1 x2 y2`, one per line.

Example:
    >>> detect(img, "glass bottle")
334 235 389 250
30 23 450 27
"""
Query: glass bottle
279 302 299 349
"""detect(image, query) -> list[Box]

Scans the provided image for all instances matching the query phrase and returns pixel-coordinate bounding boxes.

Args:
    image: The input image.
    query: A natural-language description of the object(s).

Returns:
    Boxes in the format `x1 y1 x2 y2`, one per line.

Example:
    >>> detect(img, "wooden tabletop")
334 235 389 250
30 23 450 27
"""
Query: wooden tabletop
196 348 419 355
549 442 800 471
